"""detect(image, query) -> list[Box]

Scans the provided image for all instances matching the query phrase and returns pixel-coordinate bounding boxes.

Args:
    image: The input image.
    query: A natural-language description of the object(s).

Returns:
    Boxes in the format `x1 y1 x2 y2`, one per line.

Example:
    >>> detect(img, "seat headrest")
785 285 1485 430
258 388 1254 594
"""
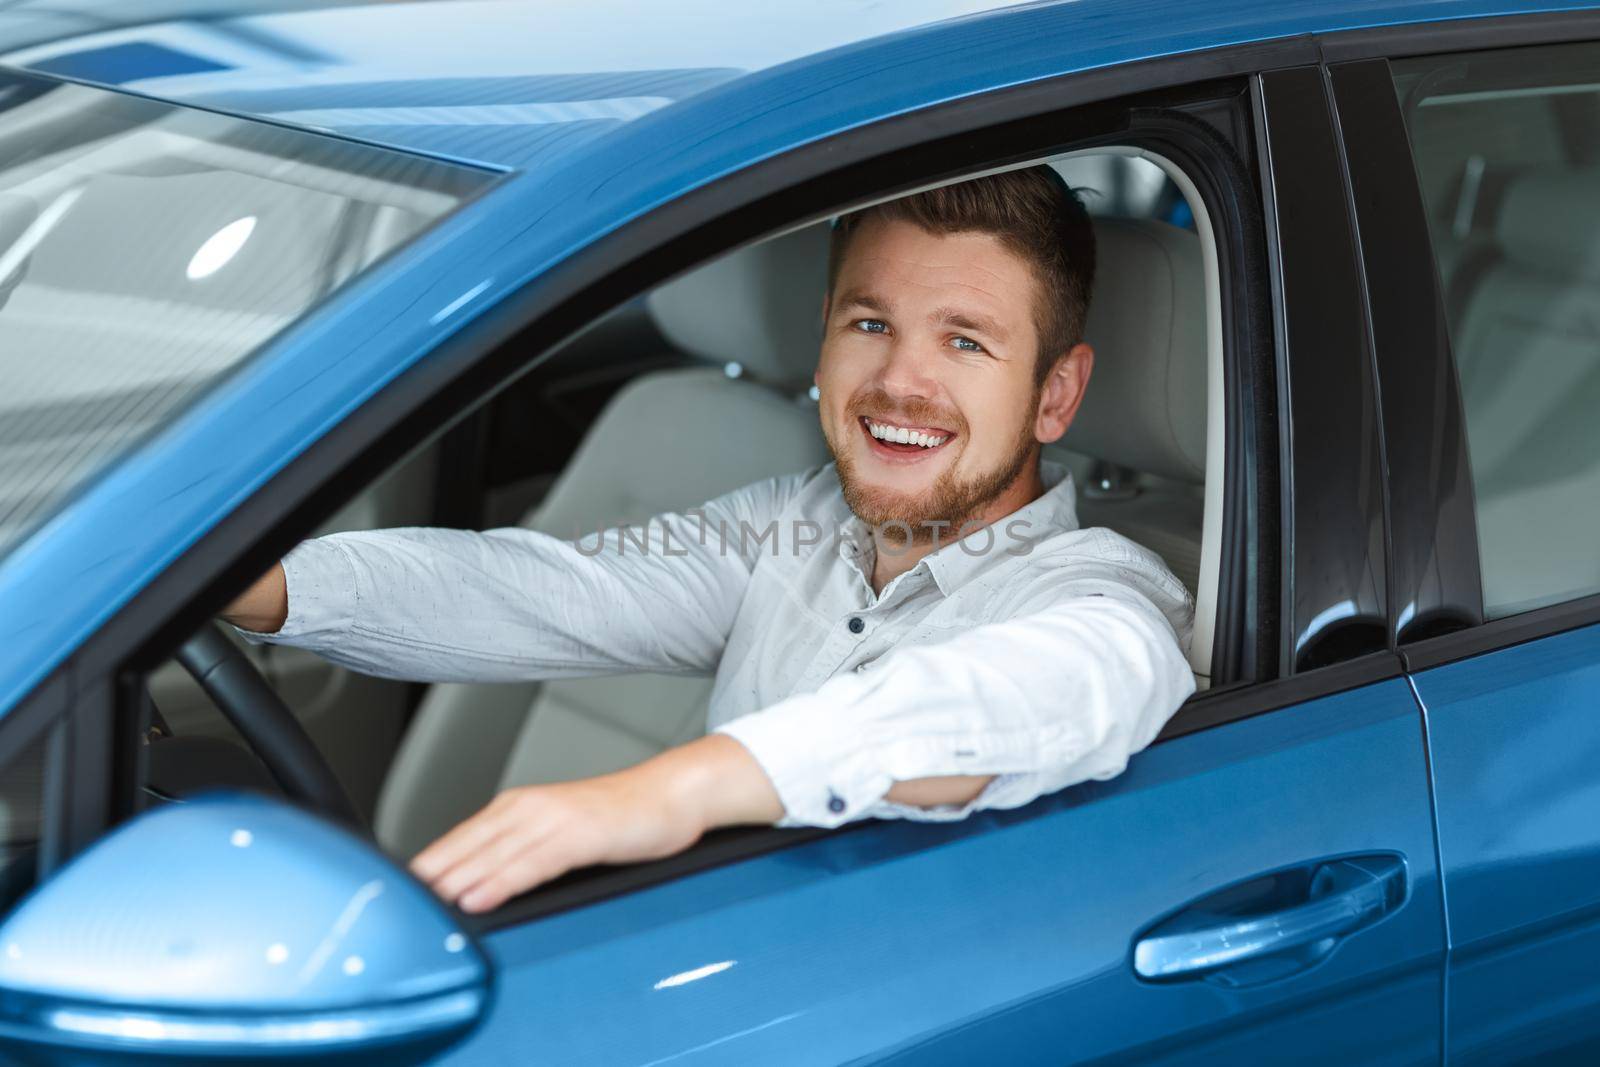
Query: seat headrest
1061 217 1207 484
647 223 830 390
1496 167 1600 281
648 215 1208 482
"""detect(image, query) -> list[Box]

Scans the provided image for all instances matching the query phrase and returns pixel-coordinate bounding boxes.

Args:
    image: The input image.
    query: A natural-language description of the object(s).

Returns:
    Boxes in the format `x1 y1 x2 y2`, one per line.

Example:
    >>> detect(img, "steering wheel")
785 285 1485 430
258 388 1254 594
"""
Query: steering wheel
173 623 362 828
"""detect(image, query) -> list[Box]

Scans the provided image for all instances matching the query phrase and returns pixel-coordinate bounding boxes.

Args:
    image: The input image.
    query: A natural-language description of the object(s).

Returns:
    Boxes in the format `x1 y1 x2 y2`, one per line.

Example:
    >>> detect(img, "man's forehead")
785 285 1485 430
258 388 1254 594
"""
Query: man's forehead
844 220 1025 278
833 221 1037 332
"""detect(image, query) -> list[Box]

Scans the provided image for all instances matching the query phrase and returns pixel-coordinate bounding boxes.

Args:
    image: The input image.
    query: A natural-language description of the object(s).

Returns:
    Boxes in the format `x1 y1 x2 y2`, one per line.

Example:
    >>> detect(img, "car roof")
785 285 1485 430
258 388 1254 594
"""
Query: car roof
0 0 1595 716
4 0 1596 171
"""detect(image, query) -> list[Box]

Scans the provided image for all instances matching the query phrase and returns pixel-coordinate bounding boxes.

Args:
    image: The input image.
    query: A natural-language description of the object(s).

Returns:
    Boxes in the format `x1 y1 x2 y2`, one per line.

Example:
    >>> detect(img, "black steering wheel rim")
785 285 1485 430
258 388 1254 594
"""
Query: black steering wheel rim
174 622 362 828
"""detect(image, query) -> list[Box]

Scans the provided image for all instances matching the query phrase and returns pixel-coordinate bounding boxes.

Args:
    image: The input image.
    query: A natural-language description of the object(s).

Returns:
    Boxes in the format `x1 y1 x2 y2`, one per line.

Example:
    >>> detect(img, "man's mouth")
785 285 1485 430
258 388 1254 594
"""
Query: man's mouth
858 415 956 459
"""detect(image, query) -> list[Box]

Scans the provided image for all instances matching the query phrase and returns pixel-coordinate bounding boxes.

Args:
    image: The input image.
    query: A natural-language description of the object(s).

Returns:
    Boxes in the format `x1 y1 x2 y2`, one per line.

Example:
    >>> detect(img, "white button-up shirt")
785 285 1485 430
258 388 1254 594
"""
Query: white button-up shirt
240 460 1195 828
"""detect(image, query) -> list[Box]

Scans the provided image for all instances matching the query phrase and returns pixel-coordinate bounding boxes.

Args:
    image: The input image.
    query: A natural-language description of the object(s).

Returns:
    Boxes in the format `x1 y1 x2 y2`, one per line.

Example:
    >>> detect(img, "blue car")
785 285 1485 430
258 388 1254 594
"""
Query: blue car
0 0 1597 1062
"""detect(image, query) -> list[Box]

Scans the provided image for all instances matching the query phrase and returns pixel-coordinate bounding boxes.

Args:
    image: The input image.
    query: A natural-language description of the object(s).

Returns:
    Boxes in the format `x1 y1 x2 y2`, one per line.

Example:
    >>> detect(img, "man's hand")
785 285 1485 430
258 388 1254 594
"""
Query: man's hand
410 734 783 913
409 730 1000 914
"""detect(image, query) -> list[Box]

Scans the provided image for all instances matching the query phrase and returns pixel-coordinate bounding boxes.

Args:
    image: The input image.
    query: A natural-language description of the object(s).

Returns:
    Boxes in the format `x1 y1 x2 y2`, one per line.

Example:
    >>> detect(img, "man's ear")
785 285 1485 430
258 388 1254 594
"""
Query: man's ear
1035 342 1094 444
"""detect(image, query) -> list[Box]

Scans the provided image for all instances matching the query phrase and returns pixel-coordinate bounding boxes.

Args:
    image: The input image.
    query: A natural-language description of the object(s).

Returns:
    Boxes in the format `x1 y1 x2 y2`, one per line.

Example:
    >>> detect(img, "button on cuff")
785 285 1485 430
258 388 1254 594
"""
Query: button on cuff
713 701 893 828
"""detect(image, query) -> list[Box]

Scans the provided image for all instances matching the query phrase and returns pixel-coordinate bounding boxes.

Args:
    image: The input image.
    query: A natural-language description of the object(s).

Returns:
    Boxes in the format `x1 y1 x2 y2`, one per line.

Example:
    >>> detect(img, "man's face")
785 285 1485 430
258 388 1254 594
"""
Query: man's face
816 217 1089 542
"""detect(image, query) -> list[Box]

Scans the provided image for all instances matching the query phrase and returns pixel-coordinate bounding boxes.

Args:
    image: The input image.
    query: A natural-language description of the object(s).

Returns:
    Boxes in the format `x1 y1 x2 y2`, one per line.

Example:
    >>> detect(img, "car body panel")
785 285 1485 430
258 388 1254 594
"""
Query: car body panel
1 0 1599 717
1411 622 1600 1063
440 679 1444 1064
6 2 1595 1062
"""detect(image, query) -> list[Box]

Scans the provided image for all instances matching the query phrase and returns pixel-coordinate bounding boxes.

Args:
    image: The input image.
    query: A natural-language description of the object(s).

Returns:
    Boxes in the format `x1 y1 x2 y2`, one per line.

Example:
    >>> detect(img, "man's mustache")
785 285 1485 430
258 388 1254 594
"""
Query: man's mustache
846 389 964 434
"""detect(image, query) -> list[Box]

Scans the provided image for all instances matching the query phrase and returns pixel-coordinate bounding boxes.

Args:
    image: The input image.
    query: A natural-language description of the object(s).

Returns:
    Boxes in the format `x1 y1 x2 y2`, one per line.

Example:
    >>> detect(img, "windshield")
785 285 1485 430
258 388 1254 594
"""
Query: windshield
0 70 492 559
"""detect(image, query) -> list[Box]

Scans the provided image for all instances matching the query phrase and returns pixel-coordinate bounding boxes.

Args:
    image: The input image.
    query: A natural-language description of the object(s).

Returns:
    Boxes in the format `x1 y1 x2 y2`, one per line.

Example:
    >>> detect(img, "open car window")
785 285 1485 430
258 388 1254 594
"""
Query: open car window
142 146 1223 894
0 70 492 560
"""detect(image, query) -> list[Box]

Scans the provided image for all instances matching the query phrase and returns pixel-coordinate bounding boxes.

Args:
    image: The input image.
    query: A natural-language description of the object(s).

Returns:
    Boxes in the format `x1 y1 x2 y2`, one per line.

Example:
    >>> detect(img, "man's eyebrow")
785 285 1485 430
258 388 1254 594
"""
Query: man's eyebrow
933 306 1009 343
833 289 890 314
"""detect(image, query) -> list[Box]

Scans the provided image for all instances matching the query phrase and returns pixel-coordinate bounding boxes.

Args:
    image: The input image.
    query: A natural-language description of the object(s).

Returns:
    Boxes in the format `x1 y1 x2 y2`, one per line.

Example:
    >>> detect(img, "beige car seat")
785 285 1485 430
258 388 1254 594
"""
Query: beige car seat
375 226 834 856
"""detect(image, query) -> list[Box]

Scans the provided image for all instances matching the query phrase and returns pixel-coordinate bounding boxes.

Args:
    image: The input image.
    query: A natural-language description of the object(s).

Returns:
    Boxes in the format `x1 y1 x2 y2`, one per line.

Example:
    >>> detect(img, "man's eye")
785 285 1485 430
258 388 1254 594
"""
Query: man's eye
853 319 888 334
951 335 985 353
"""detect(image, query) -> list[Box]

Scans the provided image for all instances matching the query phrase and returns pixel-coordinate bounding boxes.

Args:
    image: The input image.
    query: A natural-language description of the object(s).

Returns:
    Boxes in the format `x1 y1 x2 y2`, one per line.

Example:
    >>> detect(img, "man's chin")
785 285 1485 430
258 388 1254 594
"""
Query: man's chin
840 481 955 542
835 436 1039 546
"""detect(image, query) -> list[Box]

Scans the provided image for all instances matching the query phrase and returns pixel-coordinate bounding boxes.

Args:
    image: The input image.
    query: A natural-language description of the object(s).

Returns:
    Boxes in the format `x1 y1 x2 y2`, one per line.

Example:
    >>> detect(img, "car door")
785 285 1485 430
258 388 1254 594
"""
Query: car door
1333 30 1600 1065
413 66 1448 1066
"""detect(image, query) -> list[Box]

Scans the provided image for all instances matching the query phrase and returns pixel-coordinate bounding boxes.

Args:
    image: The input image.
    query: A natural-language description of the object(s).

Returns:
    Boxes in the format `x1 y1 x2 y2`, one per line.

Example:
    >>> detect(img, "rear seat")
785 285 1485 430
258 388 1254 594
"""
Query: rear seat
1445 167 1600 615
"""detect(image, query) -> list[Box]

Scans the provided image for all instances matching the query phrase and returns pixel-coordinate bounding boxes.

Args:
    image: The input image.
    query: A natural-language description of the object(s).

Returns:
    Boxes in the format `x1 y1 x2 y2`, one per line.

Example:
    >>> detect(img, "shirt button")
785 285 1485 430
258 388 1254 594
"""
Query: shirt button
828 793 847 814
847 616 865 634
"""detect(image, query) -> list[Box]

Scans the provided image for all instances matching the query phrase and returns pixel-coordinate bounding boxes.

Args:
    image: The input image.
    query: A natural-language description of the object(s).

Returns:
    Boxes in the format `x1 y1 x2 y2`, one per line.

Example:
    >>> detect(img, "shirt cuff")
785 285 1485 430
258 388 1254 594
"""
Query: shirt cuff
714 691 895 829
231 537 358 646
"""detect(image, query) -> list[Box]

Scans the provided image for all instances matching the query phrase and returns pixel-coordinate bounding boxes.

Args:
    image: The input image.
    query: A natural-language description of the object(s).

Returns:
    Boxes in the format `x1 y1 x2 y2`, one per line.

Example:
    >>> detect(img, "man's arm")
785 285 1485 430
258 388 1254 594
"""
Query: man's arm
412 575 1193 912
717 577 1194 827
217 475 806 684
409 731 990 914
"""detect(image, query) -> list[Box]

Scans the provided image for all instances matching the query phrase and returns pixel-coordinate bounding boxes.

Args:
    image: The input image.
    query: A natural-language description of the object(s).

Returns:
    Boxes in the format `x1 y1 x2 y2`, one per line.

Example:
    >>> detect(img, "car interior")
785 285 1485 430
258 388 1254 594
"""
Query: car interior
143 148 1224 861
1395 45 1600 618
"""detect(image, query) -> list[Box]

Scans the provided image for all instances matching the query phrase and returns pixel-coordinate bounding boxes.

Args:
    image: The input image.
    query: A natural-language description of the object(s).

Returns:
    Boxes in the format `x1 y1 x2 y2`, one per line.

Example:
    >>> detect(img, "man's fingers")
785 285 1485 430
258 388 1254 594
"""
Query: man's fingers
407 776 671 915
430 818 556 905
458 843 581 914
410 794 523 883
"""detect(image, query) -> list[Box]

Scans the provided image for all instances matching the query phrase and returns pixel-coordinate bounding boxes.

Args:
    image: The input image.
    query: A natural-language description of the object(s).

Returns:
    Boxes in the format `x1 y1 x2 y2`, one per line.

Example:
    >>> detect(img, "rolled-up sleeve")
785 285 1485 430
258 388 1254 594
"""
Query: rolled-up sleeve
714 576 1195 829
233 474 805 684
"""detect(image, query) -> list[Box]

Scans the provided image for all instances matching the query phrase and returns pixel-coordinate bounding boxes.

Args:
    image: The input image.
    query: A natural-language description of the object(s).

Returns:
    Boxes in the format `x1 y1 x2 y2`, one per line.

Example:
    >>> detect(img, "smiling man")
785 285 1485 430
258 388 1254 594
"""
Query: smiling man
223 166 1195 914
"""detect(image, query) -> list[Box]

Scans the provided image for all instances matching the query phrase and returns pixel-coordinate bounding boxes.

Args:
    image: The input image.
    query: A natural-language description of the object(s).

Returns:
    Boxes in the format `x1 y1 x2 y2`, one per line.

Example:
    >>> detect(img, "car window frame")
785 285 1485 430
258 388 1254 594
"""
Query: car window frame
1325 24 1600 675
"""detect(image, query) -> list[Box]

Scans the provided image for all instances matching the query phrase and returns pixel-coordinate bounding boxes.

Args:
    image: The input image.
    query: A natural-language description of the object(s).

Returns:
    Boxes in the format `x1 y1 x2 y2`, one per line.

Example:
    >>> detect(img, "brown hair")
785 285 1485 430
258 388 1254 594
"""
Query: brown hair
827 166 1096 387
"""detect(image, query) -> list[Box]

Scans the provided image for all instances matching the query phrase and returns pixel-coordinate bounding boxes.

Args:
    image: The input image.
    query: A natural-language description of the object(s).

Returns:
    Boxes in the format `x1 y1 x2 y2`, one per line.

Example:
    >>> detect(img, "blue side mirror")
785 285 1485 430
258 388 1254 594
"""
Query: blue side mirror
0 793 490 1064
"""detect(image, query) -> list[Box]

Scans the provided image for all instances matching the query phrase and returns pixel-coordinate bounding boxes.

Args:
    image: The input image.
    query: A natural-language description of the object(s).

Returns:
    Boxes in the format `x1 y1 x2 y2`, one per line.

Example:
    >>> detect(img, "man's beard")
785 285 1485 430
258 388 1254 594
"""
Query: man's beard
829 387 1040 547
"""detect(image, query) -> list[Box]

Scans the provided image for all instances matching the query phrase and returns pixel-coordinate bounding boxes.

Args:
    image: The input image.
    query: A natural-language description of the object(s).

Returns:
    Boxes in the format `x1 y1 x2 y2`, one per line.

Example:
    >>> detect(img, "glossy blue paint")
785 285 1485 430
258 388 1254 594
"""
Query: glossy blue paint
425 680 1444 1065
0 794 489 1061
1 0 1598 719
1412 621 1600 1064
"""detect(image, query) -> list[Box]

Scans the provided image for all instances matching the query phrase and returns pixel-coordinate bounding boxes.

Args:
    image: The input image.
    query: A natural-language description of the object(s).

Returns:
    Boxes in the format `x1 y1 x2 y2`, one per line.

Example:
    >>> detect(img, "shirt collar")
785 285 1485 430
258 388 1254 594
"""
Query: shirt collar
921 459 1080 596
835 507 876 589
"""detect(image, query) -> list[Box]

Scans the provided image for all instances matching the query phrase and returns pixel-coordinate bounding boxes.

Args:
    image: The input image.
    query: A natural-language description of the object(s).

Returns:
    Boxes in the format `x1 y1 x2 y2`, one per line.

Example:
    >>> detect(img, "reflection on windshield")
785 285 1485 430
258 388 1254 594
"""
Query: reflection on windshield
0 71 490 560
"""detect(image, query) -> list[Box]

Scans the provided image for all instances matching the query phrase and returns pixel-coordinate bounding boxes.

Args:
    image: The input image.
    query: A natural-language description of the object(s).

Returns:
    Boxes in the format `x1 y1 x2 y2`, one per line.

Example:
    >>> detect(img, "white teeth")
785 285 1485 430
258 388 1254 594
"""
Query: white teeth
866 419 947 448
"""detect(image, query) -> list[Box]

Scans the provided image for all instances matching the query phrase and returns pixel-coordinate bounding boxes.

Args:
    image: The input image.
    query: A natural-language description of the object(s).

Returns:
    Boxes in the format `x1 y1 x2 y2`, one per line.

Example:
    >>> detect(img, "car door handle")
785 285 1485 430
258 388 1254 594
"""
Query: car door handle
1132 854 1407 984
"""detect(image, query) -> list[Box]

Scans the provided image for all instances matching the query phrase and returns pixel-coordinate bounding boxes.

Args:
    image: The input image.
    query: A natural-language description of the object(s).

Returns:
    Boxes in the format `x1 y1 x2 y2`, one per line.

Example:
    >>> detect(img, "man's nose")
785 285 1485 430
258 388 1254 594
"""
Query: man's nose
873 336 940 400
